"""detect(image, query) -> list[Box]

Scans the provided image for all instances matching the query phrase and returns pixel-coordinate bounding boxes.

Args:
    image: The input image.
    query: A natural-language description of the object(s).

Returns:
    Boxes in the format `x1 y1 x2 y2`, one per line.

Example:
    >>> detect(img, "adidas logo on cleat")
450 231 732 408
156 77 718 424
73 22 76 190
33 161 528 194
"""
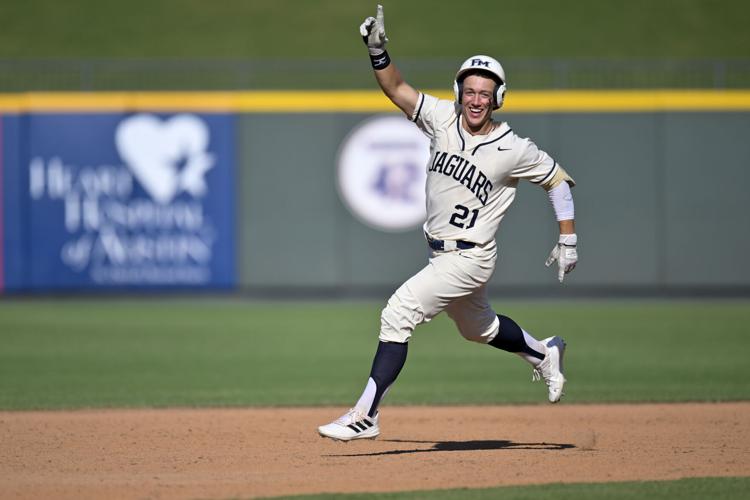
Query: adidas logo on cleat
318 408 381 441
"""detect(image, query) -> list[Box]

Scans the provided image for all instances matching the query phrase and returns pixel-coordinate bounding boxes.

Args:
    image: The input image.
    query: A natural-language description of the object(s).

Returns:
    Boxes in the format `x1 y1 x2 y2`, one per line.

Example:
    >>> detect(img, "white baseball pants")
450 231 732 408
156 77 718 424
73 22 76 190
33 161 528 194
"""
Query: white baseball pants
379 242 501 344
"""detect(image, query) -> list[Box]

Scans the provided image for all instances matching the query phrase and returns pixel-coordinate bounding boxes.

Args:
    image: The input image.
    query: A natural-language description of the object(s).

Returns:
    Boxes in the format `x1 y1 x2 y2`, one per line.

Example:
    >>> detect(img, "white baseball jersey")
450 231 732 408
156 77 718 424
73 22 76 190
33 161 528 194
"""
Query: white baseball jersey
412 92 562 246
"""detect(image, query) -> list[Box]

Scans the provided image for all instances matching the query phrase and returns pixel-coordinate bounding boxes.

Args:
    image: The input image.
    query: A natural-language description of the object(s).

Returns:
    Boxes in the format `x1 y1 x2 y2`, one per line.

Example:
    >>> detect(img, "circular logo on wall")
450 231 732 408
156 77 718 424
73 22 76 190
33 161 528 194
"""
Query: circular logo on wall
337 115 430 232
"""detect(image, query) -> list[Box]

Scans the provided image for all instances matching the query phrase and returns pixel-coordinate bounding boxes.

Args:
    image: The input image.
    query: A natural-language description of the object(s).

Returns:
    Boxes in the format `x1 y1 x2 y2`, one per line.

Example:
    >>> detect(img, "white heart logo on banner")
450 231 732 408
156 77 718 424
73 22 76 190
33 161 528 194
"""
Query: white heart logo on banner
115 114 215 204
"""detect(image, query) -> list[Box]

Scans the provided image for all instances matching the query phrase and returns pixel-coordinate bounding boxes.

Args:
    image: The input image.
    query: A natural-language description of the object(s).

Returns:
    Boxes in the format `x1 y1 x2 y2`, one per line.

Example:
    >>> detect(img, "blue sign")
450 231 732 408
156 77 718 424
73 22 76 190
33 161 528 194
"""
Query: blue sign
3 112 236 291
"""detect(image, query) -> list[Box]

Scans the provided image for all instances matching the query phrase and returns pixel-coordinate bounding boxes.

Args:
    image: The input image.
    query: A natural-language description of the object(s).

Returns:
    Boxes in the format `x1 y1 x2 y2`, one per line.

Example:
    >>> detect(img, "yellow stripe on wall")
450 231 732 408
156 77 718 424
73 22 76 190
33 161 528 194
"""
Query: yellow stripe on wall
0 90 749 113
506 90 750 112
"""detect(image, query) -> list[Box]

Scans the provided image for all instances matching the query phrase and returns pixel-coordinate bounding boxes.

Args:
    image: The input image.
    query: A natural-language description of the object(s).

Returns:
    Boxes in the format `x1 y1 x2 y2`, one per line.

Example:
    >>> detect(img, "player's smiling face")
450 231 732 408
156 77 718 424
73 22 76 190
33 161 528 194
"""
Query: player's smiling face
460 74 495 135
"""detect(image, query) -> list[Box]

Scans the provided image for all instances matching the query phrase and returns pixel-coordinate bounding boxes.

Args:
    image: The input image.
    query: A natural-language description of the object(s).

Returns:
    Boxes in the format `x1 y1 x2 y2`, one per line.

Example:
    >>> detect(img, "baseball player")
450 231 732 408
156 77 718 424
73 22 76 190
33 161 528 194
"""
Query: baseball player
319 5 578 441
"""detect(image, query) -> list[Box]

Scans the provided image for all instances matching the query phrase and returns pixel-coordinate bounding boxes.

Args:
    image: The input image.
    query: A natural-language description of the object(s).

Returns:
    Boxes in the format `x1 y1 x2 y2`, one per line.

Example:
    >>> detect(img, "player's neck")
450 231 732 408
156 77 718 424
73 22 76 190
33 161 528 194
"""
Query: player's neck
462 117 496 136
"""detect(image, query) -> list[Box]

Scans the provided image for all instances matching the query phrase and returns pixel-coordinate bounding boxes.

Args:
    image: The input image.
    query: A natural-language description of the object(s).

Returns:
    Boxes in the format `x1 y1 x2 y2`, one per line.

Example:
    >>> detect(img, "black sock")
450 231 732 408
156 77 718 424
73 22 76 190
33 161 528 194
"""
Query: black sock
367 341 408 417
488 314 545 360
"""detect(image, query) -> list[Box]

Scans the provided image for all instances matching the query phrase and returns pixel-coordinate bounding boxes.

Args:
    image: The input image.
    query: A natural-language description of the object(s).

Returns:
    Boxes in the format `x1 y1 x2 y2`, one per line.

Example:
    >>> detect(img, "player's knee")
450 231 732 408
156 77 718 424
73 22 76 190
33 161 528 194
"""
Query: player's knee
378 286 423 344
449 309 499 344
379 297 412 343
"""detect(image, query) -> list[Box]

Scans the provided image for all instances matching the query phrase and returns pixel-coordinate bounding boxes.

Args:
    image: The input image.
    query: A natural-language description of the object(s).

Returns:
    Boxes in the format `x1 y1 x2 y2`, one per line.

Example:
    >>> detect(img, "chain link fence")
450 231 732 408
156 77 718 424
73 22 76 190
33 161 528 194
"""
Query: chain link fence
1 58 749 91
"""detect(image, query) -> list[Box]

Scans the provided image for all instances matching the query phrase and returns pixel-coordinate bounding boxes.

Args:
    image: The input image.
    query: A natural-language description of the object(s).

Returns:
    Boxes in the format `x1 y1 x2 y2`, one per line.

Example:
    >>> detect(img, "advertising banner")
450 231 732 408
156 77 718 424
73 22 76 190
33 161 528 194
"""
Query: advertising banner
0 114 26 292
2 112 236 291
337 115 429 232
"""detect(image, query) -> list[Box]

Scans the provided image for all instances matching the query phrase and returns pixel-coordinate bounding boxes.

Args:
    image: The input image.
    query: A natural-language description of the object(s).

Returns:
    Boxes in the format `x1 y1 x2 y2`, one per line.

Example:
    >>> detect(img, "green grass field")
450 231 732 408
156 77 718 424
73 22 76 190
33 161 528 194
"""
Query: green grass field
264 477 750 500
3 298 748 498
1 1 750 91
3 296 747 500
2 0 748 59
1 298 748 410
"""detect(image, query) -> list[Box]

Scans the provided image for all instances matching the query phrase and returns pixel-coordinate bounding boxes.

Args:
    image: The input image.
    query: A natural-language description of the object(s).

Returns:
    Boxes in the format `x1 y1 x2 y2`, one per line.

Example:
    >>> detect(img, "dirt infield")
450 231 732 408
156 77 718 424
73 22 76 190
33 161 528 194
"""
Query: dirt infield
1 403 748 499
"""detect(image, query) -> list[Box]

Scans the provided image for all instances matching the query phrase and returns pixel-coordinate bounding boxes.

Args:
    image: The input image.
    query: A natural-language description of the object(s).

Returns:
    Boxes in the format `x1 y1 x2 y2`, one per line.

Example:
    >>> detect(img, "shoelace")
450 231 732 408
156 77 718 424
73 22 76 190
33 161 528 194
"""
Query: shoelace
532 354 551 383
533 367 565 399
336 407 364 425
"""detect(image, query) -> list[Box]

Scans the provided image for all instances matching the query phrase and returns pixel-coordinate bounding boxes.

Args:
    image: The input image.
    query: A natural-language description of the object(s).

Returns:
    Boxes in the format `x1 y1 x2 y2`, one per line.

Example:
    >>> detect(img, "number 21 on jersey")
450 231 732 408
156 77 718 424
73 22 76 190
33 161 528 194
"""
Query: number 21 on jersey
449 204 479 229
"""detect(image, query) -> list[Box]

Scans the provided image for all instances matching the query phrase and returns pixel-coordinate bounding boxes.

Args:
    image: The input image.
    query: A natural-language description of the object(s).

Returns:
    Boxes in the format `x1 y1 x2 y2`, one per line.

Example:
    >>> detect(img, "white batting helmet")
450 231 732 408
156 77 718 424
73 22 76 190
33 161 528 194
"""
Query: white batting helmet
453 55 507 110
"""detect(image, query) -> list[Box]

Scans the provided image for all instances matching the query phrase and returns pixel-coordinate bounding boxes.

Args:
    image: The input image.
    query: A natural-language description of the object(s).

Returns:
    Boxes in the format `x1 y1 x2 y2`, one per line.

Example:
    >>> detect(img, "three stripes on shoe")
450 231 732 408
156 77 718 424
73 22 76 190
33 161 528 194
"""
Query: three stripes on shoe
347 417 376 434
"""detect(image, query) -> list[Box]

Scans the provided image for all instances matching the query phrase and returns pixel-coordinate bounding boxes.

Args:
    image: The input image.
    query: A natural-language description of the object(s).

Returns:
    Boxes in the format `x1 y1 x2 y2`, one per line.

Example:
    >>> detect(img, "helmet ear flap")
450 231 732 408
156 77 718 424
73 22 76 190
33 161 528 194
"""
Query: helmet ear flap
494 82 507 109
453 79 463 104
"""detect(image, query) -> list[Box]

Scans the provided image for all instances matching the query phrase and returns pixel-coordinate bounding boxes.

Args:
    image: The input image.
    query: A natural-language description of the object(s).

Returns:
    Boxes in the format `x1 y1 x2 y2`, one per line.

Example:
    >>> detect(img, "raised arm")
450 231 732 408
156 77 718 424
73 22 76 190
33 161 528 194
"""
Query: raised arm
360 5 419 117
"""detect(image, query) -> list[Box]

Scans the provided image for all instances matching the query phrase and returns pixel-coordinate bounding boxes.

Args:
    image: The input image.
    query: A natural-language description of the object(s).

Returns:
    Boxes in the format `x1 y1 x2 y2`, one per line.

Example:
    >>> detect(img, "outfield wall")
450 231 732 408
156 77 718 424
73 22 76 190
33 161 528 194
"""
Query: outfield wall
1 91 749 294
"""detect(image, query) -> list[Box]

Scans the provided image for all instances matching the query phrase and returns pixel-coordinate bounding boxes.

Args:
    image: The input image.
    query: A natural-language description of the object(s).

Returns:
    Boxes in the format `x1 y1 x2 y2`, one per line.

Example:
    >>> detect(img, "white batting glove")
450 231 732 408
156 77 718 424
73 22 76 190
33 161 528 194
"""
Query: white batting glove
359 4 388 55
545 234 578 283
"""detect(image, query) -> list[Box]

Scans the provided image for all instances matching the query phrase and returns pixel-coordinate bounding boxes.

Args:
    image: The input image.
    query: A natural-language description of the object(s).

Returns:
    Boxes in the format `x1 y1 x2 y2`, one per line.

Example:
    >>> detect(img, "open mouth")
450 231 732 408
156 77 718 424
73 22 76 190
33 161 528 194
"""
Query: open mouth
467 105 485 119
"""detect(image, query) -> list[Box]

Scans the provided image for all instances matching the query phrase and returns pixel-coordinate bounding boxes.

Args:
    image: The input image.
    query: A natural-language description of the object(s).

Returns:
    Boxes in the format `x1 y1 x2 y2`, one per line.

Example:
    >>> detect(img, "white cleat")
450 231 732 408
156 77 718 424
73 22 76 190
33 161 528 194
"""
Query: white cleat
532 336 567 403
318 408 380 441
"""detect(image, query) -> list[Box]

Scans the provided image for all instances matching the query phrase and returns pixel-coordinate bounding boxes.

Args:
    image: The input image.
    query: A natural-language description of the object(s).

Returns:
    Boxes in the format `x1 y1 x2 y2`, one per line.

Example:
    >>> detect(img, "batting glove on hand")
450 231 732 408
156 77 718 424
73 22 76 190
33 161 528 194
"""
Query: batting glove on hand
359 4 388 55
545 234 578 283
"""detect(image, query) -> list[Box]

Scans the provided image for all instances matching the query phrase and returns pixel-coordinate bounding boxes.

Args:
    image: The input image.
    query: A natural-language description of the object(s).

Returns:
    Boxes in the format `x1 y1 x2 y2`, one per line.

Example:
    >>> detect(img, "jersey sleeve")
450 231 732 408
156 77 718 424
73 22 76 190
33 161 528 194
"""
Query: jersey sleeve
509 137 560 186
410 92 456 139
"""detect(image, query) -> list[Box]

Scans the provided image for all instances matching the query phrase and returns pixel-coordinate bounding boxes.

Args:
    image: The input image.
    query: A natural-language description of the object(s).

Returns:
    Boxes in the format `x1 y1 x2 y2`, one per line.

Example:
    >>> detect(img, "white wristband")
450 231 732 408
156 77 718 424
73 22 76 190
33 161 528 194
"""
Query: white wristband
547 181 575 221
559 233 577 245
